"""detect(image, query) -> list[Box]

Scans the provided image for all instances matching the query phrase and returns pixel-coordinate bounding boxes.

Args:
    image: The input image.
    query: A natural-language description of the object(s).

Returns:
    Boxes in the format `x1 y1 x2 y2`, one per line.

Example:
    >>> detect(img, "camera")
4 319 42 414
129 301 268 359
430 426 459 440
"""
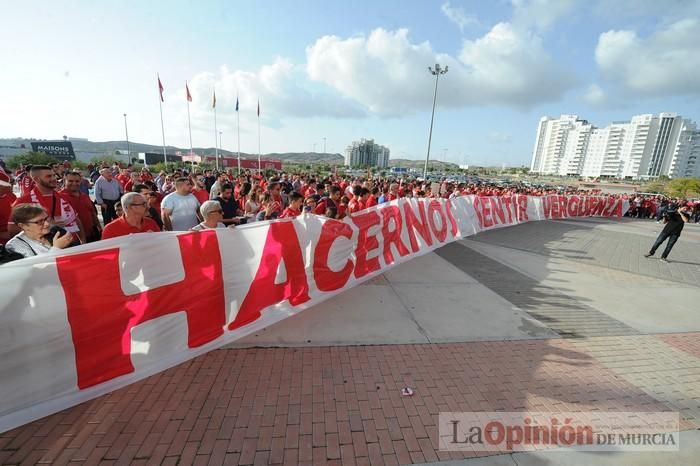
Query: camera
44 225 68 244
237 217 248 225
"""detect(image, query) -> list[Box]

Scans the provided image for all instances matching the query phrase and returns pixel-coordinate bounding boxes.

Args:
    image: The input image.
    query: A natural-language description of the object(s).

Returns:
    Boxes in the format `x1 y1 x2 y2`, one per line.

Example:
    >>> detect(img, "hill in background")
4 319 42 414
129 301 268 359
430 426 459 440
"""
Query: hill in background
0 138 454 167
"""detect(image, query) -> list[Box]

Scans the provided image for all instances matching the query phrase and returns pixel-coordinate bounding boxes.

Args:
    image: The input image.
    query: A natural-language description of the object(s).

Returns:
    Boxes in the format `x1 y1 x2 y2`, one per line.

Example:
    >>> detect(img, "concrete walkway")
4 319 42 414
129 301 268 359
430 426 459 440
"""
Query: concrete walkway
1 218 699 465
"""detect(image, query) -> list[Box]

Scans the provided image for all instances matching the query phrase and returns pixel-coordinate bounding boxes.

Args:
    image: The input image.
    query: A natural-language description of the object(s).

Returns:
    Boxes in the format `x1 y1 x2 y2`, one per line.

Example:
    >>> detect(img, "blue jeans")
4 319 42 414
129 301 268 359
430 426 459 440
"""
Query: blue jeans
649 232 680 259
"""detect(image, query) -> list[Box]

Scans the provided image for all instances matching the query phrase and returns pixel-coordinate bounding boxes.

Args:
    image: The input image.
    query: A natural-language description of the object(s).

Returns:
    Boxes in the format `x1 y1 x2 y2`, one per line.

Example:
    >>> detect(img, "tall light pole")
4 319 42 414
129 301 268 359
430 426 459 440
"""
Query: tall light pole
322 137 327 153
219 131 223 154
123 113 130 166
424 63 448 180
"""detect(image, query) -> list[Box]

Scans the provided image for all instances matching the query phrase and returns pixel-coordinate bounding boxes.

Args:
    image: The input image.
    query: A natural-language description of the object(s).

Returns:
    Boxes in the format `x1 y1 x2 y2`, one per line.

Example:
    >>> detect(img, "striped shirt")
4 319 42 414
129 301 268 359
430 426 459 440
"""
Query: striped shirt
94 177 123 204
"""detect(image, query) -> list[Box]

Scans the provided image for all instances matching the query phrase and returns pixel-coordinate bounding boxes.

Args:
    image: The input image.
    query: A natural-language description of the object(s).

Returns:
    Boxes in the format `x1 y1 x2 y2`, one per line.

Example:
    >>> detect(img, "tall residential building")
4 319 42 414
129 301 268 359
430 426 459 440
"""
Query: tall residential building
344 138 390 168
530 113 700 179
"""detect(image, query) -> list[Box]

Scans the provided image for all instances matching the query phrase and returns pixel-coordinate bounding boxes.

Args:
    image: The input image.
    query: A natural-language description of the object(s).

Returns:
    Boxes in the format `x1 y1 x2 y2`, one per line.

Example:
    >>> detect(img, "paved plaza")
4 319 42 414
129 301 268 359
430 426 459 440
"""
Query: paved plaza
1 217 699 465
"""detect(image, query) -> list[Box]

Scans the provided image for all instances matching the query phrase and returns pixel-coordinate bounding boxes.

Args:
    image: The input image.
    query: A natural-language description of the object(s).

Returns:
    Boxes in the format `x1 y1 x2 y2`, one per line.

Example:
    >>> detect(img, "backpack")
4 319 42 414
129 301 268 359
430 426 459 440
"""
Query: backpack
0 244 24 265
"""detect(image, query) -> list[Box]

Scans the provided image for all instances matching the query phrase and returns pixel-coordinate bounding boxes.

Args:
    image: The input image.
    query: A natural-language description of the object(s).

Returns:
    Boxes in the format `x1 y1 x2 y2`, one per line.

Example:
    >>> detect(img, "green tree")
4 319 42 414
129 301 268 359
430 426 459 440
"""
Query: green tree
666 177 700 198
5 151 58 169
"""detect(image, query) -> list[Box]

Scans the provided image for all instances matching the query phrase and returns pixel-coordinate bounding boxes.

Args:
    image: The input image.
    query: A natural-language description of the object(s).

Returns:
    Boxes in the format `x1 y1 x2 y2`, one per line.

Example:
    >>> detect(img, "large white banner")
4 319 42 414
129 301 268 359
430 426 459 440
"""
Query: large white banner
0 194 627 432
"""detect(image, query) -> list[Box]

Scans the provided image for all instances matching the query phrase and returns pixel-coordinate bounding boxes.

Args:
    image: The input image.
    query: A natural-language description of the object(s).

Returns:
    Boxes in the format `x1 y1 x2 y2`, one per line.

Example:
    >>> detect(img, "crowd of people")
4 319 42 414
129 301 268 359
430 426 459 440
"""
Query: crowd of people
0 160 698 263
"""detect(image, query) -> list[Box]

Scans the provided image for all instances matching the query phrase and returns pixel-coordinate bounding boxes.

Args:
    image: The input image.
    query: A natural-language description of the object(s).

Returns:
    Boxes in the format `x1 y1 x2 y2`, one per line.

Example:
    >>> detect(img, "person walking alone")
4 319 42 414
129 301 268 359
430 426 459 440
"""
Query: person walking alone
644 203 691 262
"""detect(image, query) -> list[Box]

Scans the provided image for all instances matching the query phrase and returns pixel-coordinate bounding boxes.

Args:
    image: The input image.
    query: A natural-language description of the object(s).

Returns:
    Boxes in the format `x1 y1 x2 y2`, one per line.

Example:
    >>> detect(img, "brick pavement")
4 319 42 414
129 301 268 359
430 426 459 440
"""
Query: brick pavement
2 335 699 465
2 218 700 465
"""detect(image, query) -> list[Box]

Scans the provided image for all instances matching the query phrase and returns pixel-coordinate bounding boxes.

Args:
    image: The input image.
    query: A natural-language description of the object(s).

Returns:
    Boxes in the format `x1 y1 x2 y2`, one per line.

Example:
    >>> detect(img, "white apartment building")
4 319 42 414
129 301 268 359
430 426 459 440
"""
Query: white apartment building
344 139 390 168
531 113 700 179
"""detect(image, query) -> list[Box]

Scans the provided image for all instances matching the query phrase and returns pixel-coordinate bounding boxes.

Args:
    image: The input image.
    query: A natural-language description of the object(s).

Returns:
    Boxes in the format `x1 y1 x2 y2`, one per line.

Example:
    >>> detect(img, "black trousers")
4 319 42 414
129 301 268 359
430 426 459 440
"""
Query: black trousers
649 231 681 259
101 198 120 225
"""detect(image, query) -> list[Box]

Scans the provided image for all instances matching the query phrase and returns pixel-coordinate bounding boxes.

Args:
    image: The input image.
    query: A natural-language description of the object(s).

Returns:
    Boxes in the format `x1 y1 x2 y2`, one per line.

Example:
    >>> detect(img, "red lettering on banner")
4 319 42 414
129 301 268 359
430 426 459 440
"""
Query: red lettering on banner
403 200 433 252
381 206 410 265
444 199 459 237
517 195 529 221
568 195 580 217
582 197 590 216
352 210 382 278
588 198 598 215
472 197 485 228
489 198 507 225
559 196 568 218
313 220 354 292
229 222 310 331
502 196 514 223
592 198 606 216
551 196 561 218
605 198 618 216
428 200 448 242
480 197 494 228
542 196 552 218
56 232 226 389
611 199 622 216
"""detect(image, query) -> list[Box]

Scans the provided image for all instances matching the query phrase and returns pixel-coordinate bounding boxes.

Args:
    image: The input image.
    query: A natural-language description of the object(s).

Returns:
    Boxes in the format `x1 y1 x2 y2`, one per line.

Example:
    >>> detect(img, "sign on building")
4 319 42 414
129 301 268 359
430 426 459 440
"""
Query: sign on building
30 141 76 161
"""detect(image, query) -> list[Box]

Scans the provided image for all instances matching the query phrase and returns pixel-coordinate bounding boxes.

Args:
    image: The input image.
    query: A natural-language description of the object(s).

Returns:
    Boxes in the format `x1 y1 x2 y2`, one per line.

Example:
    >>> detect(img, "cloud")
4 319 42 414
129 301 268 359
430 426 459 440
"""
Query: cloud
593 0 700 21
182 57 365 130
511 0 578 31
441 2 479 32
582 83 607 106
595 18 700 97
306 26 576 116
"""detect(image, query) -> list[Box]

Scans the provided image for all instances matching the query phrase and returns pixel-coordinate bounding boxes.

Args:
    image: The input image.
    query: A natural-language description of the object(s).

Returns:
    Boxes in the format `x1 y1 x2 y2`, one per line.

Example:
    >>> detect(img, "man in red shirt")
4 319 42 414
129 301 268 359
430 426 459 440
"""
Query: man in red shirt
268 182 284 215
102 192 160 239
0 172 16 245
315 186 346 217
280 192 304 218
366 187 379 208
12 165 85 244
192 176 211 205
62 171 101 242
116 168 131 188
347 186 363 214
386 183 400 201
18 166 34 197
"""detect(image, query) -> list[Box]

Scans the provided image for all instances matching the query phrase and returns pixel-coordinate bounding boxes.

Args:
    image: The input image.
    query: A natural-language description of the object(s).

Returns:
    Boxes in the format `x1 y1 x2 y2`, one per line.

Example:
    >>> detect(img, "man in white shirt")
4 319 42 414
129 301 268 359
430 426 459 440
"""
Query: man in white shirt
161 177 202 231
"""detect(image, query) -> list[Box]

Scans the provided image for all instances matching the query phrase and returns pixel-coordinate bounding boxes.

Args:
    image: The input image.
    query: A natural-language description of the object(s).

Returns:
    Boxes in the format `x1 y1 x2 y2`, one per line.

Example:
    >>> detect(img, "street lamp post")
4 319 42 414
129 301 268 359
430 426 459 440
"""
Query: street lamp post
123 113 130 166
423 63 448 180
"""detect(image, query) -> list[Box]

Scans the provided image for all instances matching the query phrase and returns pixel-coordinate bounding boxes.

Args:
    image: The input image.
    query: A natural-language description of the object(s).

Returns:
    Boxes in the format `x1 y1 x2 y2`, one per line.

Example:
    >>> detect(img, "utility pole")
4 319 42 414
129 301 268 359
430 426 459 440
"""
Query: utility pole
123 113 130 166
424 63 448 180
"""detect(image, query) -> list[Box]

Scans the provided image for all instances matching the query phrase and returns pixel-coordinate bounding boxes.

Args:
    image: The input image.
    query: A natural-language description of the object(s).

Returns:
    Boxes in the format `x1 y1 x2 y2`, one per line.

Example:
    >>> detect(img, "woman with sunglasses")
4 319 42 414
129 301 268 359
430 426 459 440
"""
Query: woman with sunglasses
5 203 73 258
191 200 229 230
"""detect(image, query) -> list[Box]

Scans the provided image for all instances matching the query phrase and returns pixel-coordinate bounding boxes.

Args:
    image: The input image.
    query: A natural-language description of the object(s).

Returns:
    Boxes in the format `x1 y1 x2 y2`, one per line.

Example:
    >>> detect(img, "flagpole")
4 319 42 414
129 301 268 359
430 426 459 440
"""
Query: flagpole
213 89 219 171
186 82 194 173
157 74 168 166
257 99 261 173
237 97 241 175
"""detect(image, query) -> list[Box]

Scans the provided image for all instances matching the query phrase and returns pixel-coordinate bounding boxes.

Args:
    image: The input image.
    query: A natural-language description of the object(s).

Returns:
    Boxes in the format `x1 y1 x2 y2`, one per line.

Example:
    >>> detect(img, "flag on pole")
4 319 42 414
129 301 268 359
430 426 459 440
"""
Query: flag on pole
235 96 239 112
158 76 165 102
212 90 217 108
186 82 192 102
257 99 260 117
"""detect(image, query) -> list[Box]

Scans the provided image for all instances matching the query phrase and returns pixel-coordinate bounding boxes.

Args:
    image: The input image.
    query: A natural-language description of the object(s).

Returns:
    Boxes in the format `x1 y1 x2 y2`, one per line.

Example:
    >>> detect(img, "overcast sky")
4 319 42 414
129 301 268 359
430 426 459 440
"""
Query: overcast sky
1 0 699 166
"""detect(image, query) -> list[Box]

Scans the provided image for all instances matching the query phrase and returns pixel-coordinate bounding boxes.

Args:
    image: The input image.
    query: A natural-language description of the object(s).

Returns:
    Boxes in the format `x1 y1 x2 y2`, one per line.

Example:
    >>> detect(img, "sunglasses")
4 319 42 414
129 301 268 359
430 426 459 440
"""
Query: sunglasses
24 217 50 225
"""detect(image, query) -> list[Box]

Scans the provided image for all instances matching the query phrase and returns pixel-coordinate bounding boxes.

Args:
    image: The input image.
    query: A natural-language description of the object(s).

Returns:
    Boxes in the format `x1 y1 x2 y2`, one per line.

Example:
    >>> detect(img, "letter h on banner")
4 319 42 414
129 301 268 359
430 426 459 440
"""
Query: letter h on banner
56 232 226 389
